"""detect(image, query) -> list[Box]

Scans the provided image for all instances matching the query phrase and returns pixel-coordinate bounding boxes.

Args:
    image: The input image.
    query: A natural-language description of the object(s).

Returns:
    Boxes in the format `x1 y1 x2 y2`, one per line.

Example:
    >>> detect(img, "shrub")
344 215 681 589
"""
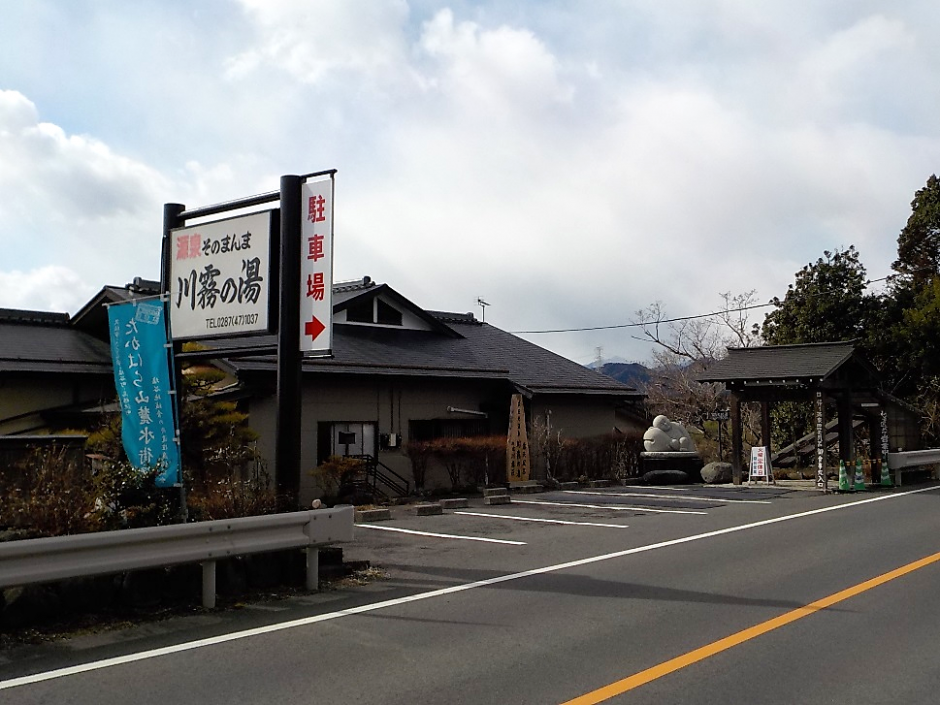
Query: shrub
187 462 279 520
0 445 177 537
421 436 507 489
457 436 507 487
308 455 367 502
403 440 432 492
551 433 644 482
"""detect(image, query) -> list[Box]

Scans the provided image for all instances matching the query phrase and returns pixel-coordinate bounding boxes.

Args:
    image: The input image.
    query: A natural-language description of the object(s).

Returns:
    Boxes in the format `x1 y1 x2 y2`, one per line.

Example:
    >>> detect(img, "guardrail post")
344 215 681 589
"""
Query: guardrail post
306 548 319 591
202 561 217 609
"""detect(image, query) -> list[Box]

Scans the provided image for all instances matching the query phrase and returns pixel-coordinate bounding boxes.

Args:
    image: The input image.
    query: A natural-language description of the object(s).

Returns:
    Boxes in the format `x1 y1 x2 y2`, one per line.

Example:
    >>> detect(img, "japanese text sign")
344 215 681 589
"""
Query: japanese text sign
300 178 334 353
169 211 273 340
108 301 180 487
749 445 770 478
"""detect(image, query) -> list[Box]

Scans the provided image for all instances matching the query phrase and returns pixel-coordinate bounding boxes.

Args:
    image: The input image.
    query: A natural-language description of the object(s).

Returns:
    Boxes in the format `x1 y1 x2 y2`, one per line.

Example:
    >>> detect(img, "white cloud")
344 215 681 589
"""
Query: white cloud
0 266 96 313
0 90 173 310
3 3 940 364
417 9 574 113
226 0 411 84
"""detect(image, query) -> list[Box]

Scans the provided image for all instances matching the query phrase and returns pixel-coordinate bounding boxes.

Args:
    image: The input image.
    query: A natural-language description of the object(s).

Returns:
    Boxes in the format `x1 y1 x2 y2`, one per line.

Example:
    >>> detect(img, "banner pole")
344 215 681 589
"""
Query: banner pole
163 202 188 521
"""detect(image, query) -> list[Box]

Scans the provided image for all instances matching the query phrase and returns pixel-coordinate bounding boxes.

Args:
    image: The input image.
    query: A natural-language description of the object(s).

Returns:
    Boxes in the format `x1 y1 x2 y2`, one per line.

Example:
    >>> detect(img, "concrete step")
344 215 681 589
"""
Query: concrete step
355 508 392 522
483 495 511 506
414 503 443 516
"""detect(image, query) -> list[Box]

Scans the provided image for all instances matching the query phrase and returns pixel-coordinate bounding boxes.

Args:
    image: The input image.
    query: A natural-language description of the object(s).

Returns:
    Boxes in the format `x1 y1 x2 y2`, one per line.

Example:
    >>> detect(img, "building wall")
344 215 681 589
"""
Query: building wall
247 374 508 503
0 375 110 435
530 397 618 440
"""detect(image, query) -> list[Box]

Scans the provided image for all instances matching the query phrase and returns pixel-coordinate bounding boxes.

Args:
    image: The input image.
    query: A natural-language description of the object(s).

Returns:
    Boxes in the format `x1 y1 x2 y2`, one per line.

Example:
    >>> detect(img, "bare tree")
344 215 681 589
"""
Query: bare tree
632 291 764 460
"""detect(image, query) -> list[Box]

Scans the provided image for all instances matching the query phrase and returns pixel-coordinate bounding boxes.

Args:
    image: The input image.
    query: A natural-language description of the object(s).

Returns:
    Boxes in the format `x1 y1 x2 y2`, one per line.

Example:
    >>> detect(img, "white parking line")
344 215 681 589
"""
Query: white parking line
4 486 936 692
514 499 708 515
356 524 526 545
564 490 773 505
454 511 628 529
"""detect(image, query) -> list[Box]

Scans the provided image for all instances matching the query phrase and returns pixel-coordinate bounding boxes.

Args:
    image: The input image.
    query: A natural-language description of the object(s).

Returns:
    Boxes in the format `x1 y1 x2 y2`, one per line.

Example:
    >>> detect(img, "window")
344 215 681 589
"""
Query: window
409 419 488 442
345 297 403 326
346 299 373 323
376 299 403 326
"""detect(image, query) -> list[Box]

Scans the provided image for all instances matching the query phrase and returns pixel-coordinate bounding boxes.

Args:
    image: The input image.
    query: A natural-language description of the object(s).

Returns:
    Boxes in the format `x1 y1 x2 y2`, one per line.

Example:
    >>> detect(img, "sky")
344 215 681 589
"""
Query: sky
2 1 939 366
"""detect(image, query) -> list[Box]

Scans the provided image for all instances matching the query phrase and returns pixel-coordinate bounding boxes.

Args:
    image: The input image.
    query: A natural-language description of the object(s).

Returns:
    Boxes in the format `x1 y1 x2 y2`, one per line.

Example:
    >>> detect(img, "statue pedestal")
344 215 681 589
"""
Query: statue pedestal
640 452 704 483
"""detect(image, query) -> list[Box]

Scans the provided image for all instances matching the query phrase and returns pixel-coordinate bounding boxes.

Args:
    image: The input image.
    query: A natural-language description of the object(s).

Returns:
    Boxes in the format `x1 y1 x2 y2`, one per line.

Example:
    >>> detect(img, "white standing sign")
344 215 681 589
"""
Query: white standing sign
749 445 774 484
299 178 334 353
169 211 274 340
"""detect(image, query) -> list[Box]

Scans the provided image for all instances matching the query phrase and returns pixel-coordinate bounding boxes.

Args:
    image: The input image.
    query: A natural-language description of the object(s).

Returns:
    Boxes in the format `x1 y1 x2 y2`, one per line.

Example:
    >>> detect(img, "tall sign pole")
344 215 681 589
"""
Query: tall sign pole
299 176 334 354
276 175 303 505
162 202 188 521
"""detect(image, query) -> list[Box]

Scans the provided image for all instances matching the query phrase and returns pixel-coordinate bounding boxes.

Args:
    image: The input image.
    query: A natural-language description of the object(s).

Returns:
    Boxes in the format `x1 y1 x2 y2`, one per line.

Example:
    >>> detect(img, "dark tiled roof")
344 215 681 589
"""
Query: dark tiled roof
697 341 865 383
449 318 641 395
0 308 70 324
0 317 113 375
71 282 163 341
229 317 640 397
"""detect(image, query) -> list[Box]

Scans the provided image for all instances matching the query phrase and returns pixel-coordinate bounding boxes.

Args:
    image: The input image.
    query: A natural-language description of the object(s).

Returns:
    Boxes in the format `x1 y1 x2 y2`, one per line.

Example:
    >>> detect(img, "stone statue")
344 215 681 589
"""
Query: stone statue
643 415 696 453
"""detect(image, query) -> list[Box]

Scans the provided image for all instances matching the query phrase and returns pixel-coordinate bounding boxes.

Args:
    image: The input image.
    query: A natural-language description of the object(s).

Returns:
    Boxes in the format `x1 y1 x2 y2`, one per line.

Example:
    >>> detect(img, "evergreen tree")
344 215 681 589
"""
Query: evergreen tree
892 174 940 289
761 246 875 346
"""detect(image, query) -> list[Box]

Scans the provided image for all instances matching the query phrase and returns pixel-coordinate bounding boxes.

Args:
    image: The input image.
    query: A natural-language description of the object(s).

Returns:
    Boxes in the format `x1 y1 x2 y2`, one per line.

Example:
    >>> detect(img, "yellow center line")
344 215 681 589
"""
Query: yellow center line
561 549 940 705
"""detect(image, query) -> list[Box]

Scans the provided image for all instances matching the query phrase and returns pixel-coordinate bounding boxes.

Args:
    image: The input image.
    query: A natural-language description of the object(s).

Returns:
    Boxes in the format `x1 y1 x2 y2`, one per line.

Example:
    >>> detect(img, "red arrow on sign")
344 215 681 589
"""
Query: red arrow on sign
304 315 325 342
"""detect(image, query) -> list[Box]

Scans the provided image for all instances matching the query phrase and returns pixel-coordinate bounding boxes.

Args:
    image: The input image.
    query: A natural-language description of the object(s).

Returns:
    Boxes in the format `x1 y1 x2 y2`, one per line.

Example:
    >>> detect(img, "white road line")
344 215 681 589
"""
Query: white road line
514 499 708 515
356 524 526 545
4 485 937 692
453 511 629 529
564 490 773 505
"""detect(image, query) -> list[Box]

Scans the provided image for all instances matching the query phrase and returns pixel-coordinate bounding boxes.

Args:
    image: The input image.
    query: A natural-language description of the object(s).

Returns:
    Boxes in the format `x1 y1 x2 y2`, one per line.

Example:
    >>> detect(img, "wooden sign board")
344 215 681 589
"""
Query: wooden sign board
506 394 531 483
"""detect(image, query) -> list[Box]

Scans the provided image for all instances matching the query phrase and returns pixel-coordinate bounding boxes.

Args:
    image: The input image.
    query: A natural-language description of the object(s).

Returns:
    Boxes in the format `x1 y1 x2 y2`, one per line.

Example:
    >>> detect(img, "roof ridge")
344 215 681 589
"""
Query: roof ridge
729 340 857 352
0 308 70 325
427 310 480 324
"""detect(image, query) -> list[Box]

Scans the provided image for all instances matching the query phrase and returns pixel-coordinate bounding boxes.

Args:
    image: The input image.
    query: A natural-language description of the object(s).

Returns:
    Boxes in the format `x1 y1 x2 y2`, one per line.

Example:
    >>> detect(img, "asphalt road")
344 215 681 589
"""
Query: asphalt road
3 482 940 704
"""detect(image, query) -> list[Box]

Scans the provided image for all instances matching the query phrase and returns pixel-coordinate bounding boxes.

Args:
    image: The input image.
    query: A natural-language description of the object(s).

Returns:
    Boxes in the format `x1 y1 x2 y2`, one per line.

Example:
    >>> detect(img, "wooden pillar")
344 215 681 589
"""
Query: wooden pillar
731 393 743 485
837 392 854 466
868 413 881 482
760 401 771 449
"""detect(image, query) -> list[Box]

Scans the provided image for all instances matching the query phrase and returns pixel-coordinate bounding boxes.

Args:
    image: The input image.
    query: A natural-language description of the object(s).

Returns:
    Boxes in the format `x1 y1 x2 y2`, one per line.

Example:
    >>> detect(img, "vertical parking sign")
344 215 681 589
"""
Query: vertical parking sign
299 177 334 353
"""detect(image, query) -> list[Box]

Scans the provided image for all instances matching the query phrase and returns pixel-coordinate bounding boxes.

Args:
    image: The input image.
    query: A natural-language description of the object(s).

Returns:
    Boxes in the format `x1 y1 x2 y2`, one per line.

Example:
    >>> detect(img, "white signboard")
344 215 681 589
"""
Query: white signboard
749 445 770 478
299 178 334 353
169 211 273 340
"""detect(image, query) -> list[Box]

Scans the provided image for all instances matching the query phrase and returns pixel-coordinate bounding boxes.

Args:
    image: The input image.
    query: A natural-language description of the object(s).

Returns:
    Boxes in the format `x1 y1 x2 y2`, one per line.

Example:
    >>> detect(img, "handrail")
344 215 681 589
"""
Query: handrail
375 459 410 496
0 507 354 608
348 454 410 498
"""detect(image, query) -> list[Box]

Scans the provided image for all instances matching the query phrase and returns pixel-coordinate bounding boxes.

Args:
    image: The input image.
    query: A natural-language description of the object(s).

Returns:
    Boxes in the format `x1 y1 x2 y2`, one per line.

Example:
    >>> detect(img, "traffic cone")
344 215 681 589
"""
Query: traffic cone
838 460 850 492
880 459 893 487
854 458 866 491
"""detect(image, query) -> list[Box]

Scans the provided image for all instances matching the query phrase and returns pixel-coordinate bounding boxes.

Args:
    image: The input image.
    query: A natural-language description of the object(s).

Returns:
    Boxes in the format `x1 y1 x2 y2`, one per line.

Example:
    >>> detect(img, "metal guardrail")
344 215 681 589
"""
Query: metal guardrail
0 506 355 608
887 449 940 486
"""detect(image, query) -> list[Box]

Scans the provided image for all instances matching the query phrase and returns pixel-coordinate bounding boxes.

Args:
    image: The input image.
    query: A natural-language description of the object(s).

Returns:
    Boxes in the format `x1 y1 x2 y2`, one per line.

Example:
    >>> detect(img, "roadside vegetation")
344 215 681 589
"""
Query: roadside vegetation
632 174 940 463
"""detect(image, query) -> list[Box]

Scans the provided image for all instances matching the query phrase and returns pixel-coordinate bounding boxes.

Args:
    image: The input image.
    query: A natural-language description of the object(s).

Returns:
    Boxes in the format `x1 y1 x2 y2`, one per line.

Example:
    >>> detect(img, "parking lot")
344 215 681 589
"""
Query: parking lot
343 484 819 588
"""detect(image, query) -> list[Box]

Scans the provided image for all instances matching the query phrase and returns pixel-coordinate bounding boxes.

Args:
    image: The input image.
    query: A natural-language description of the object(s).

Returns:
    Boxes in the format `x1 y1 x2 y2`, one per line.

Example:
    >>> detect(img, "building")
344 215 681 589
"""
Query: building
1 277 646 502
204 277 646 500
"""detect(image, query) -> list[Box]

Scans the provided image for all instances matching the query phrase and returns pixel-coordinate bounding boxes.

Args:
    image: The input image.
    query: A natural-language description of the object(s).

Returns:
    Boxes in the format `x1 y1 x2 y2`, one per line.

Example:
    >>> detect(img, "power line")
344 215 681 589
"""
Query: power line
510 275 890 335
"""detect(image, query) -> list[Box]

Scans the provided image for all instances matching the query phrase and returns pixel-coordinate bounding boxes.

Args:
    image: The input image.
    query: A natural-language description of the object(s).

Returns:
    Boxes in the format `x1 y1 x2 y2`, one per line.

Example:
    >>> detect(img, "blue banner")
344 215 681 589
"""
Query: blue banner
108 300 180 487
